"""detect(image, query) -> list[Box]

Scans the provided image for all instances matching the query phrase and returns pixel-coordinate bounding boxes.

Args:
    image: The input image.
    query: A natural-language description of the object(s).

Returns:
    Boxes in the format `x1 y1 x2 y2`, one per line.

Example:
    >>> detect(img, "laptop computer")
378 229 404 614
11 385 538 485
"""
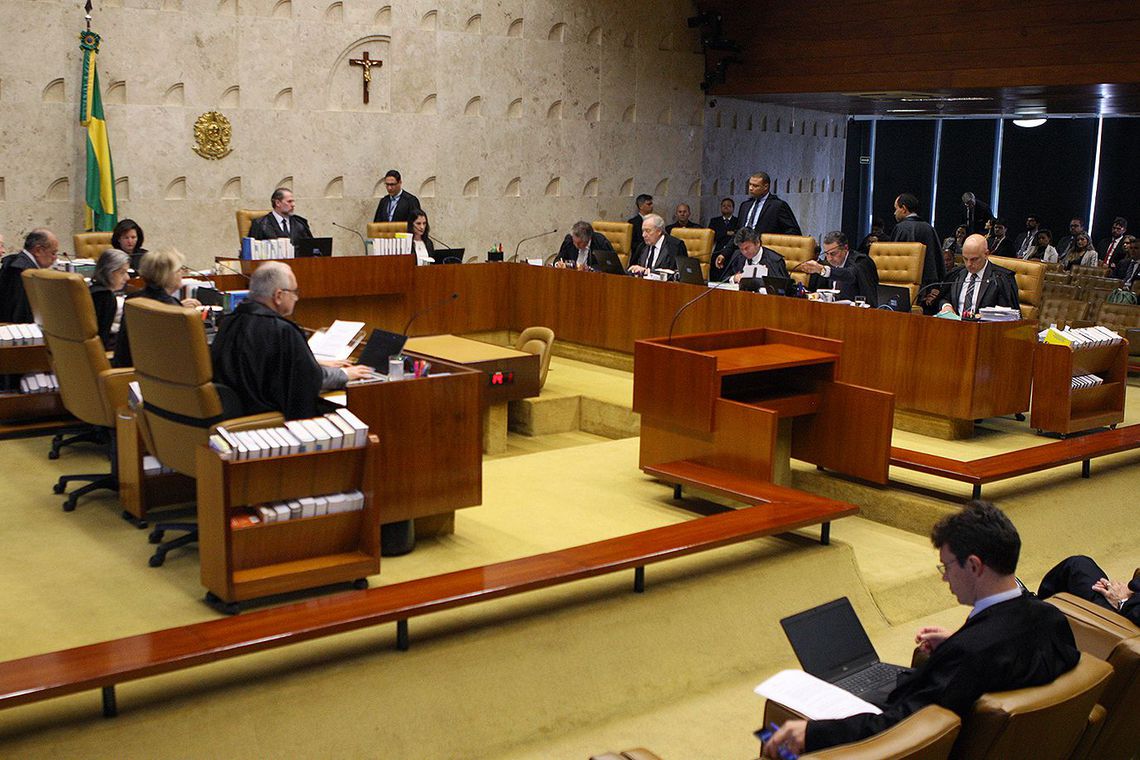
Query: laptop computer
357 328 408 373
877 284 912 312
763 274 795 296
780 597 911 700
431 248 465 265
675 255 707 285
592 248 628 276
295 237 333 257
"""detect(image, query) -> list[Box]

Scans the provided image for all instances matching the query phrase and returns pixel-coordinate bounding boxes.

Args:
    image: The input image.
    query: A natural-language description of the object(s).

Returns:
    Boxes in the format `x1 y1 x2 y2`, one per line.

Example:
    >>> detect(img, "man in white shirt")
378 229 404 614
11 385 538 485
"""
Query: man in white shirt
628 214 686 275
248 188 313 243
936 234 1019 317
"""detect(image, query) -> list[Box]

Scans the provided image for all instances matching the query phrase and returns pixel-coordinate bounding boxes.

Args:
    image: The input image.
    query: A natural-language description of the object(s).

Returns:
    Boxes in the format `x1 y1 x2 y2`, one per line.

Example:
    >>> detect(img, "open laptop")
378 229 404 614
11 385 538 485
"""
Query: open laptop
592 248 628 276
431 248 465 265
675 255 707 285
877 284 912 312
295 237 333 257
357 328 408 373
763 274 795 296
780 597 911 700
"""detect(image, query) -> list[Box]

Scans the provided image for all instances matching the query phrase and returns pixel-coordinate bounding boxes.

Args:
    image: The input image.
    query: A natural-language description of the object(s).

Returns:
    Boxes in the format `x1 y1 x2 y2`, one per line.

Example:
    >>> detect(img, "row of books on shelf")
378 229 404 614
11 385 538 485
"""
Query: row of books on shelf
0 323 43 344
230 489 366 529
370 236 413 256
1040 325 1123 348
1071 374 1106 389
19 372 58 394
240 237 294 260
208 409 370 460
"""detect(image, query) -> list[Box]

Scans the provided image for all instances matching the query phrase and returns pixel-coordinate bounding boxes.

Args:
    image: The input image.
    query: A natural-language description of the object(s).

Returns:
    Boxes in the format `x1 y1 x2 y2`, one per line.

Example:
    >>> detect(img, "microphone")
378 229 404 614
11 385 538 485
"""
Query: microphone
429 233 458 250
403 292 459 335
513 228 558 261
212 260 251 281
666 268 734 344
911 279 951 308
332 222 368 256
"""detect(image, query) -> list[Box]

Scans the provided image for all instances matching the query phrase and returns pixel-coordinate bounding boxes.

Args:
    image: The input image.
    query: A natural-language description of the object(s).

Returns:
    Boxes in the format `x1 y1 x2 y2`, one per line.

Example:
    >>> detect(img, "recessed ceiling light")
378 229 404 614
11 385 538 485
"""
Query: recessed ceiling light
1012 118 1047 128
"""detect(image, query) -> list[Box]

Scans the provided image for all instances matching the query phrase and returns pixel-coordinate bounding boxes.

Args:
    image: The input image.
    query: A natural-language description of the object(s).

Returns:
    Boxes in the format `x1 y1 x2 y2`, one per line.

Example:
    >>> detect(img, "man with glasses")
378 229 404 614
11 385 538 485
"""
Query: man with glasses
1056 218 1085 259
211 261 371 419
799 231 879 305
0 228 59 324
372 169 421 224
763 501 1079 758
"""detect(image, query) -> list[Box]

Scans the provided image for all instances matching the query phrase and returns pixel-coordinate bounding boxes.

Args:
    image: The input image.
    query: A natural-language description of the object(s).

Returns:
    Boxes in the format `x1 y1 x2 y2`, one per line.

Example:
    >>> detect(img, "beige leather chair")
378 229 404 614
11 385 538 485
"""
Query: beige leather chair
22 269 135 511
1038 298 1092 331
514 326 554 390
869 241 925 303
670 227 715 278
1098 303 1140 331
1042 281 1079 302
365 221 406 239
124 298 282 566
762 233 817 285
236 209 269 241
73 232 113 260
593 221 634 268
761 702 960 760
1046 591 1140 760
1072 264 1113 279
989 255 1045 321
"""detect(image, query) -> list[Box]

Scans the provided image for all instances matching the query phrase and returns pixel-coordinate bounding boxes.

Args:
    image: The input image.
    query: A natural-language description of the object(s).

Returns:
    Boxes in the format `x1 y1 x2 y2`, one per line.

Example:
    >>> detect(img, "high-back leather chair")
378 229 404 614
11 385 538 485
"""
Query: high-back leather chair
365 221 406 239
514 326 555 390
592 221 634 267
761 702 960 760
1038 298 1092 331
762 234 817 285
22 269 135 510
869 241 925 303
73 232 113 261
670 227 715 279
236 209 269 241
1047 591 1140 760
989 255 1045 321
1097 303 1140 331
123 298 283 565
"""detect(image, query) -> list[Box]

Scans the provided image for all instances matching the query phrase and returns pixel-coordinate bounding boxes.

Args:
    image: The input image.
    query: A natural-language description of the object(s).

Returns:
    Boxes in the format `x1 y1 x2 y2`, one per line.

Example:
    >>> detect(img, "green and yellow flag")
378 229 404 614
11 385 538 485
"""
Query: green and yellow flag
79 29 117 232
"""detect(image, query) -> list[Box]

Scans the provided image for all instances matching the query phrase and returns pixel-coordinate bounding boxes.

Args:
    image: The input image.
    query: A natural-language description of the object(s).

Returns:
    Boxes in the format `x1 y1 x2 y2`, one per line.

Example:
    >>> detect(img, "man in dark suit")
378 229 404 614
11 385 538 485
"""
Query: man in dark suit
708 198 739 252
1056 217 1084 258
1013 214 1041 258
987 219 1015 259
372 169 421 224
1112 235 1140 287
628 214 686 274
961 192 992 235
1038 554 1140 627
665 203 701 234
0 228 59 324
800 231 879 305
892 192 946 289
248 188 313 243
736 171 802 237
627 194 654 248
555 221 614 269
1098 217 1128 267
936 234 1020 317
718 227 789 283
764 501 1080 758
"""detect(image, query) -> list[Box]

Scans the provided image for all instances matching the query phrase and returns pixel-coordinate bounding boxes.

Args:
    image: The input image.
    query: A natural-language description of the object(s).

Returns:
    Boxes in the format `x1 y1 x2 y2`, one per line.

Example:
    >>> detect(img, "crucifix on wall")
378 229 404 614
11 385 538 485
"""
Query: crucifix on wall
349 51 382 104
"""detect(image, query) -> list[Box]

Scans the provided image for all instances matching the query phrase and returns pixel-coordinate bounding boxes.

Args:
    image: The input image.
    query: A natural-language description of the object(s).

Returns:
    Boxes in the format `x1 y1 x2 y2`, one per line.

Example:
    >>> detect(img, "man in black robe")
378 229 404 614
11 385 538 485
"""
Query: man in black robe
0 228 59 324
555 221 614 268
891 193 945 290
716 227 789 283
210 261 371 420
764 501 1080 757
936 234 1020 317
800 230 879 305
1038 554 1140 627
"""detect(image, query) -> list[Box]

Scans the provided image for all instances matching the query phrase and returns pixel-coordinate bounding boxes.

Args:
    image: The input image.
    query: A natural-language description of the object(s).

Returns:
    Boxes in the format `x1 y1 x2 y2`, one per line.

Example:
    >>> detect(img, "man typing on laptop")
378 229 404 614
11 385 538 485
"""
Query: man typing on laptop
763 501 1079 758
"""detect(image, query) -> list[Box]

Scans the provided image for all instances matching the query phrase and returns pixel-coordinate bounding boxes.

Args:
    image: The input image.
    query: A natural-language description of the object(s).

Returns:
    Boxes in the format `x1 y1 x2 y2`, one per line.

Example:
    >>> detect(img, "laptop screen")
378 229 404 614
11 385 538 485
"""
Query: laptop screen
357 328 408 373
877 285 911 312
780 597 880 682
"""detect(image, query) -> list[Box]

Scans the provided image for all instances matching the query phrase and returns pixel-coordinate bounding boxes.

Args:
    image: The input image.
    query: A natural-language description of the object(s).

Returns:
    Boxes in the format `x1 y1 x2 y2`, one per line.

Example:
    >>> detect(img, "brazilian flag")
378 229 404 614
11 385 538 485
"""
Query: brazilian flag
79 30 117 232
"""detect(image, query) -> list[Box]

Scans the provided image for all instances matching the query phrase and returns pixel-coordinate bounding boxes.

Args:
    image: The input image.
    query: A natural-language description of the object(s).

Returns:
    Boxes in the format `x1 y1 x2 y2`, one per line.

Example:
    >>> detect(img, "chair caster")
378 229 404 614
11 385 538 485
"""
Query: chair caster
352 578 369 590
62 498 77 512
148 529 164 544
53 481 65 494
148 553 165 567
48 450 60 460
1015 413 1026 422
121 511 147 529
205 592 241 615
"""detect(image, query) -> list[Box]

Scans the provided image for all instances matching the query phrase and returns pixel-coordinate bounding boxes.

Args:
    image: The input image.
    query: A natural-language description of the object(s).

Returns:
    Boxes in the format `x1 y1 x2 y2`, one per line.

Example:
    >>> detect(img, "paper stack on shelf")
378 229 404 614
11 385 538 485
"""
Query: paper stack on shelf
209 408 370 460
229 489 366 529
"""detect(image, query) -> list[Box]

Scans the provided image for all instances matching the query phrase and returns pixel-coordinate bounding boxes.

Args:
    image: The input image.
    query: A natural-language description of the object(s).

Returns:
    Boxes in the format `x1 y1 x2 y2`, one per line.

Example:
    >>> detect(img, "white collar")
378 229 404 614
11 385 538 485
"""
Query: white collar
969 587 1021 618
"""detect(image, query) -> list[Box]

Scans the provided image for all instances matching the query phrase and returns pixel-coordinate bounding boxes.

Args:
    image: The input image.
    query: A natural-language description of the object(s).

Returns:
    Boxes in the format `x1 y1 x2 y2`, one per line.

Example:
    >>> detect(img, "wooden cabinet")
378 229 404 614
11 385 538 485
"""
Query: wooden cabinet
115 409 195 523
195 440 381 608
0 341 70 436
1031 340 1128 435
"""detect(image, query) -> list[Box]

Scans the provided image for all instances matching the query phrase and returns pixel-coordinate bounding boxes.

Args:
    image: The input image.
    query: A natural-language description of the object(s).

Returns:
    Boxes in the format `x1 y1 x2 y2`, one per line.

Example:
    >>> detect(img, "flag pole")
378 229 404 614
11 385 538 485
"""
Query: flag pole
85 1 93 32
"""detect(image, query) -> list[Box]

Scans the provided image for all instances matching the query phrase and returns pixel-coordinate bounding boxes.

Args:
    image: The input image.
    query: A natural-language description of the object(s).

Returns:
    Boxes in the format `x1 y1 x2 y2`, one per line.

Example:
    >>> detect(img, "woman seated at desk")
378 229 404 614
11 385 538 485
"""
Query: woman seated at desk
112 247 201 368
89 248 131 351
111 218 148 270
407 209 434 262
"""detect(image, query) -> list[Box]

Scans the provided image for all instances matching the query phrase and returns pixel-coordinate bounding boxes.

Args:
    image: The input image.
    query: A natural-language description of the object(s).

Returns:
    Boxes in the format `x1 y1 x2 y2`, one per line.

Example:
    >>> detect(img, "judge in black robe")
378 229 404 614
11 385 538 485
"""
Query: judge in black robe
0 229 59 324
1038 554 1140 627
891 208 946 288
556 229 614 267
805 249 879 305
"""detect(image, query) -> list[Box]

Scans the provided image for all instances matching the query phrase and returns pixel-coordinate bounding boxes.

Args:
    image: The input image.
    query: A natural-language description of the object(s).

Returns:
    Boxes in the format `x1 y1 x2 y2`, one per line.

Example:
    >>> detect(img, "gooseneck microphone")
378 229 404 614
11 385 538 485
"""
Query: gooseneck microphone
666 268 735 344
513 228 559 261
912 279 951 306
403 292 459 335
429 233 458 250
332 222 368 256
211 260 251 281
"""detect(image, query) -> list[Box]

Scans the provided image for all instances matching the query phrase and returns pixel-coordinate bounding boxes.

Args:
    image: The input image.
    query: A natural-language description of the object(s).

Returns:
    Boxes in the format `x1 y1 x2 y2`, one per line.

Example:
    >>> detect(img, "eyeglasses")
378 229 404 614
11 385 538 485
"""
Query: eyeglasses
821 246 843 257
280 287 300 297
935 562 948 576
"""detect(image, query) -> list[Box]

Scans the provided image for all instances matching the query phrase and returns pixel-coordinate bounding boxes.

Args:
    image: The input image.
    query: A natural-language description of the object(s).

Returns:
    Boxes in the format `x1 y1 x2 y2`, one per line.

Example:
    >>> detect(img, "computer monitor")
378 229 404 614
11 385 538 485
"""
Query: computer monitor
295 237 333 257
431 248 465 265
357 328 408 373
675 255 706 285
591 248 627 275
877 285 912 312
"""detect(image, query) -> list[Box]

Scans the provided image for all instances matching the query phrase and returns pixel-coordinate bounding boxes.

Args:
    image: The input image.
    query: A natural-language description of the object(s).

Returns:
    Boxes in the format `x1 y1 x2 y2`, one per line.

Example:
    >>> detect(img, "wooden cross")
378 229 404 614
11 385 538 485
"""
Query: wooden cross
349 51 382 104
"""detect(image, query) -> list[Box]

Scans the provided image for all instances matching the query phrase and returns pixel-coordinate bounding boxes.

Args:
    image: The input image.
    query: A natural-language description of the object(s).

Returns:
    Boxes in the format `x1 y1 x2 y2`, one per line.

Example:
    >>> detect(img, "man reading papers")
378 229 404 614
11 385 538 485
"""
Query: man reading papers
761 501 1079 758
211 261 371 419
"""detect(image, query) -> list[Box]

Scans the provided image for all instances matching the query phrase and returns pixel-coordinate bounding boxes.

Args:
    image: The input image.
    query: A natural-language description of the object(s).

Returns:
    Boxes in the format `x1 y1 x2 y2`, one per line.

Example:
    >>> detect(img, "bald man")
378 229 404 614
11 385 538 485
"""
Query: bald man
936 234 1020 317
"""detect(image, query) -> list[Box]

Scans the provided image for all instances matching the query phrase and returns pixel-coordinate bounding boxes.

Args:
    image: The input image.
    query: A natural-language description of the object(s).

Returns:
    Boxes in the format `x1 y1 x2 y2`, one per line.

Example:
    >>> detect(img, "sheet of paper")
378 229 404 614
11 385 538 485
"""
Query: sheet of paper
753 670 882 720
307 320 365 361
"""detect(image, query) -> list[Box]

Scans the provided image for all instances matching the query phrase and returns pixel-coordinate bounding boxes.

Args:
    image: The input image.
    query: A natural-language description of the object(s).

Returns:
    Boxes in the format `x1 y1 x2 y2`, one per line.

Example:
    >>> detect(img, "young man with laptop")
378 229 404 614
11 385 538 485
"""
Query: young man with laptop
763 501 1079 758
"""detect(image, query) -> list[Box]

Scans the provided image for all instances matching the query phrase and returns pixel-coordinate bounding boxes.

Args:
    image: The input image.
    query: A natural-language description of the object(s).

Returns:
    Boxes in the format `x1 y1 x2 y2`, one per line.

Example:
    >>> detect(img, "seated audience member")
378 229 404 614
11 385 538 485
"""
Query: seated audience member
210 261 371 420
1113 235 1139 286
248 187 313 243
556 221 614 269
628 214 686 275
936 234 1020 317
800 231 879 305
763 501 1080 758
407 209 434 262
110 218 147 269
1024 229 1057 261
858 218 889 254
715 227 790 283
1056 218 1084 258
1037 554 1139 626
113 247 201 368
1050 232 1097 270
987 219 1014 258
627 193 654 247
1013 214 1041 257
89 248 131 351
1099 217 1128 267
708 197 739 254
665 203 701 233
373 169 421 224
942 225 968 259
0 228 59 324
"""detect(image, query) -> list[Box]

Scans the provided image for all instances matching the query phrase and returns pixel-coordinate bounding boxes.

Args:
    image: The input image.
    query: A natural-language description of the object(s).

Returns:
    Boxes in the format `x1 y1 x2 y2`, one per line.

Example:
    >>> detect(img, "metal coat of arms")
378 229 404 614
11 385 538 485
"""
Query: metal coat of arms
192 111 232 160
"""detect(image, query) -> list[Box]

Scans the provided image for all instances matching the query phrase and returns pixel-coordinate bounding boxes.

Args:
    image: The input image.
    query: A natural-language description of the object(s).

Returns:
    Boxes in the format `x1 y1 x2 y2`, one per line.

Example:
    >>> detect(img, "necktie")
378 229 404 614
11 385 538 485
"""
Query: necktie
281 217 289 236
1105 239 1117 264
747 200 761 229
387 197 397 222
963 273 978 315
646 242 657 269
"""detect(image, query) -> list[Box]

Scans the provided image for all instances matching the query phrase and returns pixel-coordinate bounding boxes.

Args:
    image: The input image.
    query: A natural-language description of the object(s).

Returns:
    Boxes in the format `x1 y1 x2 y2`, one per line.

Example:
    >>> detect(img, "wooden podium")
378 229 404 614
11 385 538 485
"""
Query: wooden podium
634 327 894 489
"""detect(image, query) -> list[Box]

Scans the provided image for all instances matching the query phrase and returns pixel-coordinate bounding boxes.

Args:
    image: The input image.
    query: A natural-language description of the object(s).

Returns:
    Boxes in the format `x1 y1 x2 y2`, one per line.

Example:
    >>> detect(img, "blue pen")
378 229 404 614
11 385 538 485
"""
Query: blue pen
755 722 798 760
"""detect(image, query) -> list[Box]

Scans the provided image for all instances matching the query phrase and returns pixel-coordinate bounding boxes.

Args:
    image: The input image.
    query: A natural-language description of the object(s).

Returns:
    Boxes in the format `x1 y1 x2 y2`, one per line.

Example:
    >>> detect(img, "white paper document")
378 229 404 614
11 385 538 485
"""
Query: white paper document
753 670 882 720
307 320 365 361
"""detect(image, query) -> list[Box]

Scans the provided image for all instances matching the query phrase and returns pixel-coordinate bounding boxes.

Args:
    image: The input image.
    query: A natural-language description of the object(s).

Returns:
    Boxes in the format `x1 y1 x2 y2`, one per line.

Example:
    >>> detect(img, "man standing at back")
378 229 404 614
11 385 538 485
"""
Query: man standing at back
627 194 654 249
961 192 992 235
764 501 1080 758
892 193 946 289
372 169 421 224
737 172 801 237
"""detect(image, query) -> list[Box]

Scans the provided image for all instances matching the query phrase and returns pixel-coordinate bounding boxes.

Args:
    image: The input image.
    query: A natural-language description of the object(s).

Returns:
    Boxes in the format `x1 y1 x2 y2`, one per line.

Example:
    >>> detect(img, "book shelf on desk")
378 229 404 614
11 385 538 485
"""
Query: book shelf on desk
1031 340 1128 435
0 340 70 435
195 439 381 608
115 409 196 524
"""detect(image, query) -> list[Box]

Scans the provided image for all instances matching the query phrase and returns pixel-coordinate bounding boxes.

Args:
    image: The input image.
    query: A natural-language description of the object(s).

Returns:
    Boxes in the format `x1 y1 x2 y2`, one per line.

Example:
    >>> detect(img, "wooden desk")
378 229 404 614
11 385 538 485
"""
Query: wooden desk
235 254 413 298
0 339 72 437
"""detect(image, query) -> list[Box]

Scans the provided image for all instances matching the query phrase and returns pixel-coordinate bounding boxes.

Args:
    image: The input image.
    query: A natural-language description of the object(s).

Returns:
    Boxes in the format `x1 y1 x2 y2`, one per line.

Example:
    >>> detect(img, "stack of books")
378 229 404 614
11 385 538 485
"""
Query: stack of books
142 455 176 476
209 408 370 460
229 489 366 529
1071 374 1105 389
369 235 413 256
240 237 295 260
978 306 1021 322
1040 325 1123 348
0 323 44 344
18 373 59 393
